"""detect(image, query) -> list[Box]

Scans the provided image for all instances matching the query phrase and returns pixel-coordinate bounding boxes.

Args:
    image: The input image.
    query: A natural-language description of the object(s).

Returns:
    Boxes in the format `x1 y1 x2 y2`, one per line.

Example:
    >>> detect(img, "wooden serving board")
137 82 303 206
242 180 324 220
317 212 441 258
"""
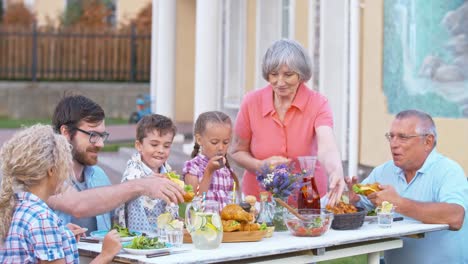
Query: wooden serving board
183 230 267 243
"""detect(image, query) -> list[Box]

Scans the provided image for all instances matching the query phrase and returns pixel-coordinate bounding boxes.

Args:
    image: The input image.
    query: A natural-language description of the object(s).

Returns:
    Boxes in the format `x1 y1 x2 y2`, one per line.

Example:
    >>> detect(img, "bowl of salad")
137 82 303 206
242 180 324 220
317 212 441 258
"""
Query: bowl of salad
283 209 333 237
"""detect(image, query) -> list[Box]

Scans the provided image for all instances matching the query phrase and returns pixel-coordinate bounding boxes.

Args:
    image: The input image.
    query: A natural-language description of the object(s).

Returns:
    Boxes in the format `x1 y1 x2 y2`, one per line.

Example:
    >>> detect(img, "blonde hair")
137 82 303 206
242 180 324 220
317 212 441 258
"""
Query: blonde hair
0 124 73 242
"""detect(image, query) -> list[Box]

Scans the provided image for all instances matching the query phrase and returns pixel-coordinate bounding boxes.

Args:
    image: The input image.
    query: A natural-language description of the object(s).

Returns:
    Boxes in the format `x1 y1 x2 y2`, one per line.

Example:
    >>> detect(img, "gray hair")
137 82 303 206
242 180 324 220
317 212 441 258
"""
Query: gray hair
262 39 312 82
395 109 438 147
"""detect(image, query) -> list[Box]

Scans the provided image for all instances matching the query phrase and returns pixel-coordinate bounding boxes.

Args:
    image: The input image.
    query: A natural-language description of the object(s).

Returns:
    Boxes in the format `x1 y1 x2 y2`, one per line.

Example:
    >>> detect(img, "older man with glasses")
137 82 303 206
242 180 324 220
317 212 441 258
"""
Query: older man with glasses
47 95 184 234
346 109 468 264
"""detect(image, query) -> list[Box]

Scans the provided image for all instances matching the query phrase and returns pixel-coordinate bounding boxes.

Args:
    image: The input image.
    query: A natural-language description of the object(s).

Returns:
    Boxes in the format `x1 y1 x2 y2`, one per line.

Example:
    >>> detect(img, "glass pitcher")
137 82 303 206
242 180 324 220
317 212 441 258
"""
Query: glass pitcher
297 156 321 210
185 198 223 249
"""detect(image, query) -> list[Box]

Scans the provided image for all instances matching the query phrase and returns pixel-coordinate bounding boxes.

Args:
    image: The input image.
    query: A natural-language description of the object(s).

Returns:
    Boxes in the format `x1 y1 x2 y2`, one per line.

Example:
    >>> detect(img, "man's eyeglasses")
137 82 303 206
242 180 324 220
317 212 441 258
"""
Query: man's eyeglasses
75 128 109 144
384 133 428 143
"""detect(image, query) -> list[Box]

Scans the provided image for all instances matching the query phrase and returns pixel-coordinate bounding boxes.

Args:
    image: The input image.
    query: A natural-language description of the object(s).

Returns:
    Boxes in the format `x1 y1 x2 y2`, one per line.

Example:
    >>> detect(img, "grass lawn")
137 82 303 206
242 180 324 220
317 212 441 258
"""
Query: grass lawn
320 254 367 264
0 116 128 128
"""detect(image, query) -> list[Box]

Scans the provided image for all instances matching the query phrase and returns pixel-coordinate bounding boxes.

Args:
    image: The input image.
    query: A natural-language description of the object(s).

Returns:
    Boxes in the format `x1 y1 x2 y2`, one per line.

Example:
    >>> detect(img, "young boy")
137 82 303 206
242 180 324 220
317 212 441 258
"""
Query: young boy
114 114 177 233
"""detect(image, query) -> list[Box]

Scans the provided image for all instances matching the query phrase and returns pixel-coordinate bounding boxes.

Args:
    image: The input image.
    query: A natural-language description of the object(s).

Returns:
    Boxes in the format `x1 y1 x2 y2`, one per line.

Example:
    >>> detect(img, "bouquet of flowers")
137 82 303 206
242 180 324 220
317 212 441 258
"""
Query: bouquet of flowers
256 163 303 199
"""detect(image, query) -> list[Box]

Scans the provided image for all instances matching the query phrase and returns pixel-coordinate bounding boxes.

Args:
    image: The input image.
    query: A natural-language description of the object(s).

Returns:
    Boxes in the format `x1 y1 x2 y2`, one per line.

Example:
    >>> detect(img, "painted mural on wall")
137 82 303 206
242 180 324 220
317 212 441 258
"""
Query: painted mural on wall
383 0 468 118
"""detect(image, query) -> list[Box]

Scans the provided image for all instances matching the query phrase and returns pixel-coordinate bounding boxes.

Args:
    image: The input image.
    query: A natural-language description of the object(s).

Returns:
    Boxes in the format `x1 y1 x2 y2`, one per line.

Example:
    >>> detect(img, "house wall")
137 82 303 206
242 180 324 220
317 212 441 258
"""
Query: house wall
117 0 151 26
174 0 196 122
359 0 468 173
34 0 64 27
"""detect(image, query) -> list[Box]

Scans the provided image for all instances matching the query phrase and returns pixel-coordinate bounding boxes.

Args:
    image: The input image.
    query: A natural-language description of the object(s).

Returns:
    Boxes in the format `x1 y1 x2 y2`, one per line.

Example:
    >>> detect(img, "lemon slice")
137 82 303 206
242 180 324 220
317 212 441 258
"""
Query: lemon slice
157 212 172 229
195 227 218 241
381 201 393 213
211 214 222 231
169 219 184 230
193 213 206 230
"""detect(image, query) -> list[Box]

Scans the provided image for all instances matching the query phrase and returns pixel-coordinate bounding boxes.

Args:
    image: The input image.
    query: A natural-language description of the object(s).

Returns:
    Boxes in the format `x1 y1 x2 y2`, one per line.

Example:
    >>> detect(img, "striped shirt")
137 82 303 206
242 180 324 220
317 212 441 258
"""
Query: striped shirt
0 192 78 264
183 153 234 208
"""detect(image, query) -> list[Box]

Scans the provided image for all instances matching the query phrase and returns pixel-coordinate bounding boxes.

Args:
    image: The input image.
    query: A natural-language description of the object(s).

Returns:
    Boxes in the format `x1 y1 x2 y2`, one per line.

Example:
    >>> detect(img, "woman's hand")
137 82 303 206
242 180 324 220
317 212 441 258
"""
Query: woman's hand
261 156 291 169
99 230 122 262
66 223 87 242
326 172 345 206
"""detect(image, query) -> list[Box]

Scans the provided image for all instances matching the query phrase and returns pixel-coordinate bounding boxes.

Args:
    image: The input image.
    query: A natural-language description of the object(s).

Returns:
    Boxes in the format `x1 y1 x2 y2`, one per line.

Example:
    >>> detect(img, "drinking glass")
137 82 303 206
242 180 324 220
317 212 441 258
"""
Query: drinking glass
166 226 183 247
376 207 395 228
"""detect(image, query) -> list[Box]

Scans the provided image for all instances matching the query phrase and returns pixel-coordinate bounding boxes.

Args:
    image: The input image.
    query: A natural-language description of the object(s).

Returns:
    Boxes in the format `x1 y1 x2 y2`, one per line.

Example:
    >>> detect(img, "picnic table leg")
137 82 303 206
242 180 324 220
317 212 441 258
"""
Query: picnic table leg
368 252 380 264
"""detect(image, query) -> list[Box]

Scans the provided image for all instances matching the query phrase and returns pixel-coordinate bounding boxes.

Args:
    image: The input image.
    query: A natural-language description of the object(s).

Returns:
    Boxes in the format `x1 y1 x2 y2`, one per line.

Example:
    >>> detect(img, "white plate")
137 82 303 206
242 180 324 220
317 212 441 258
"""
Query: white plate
89 230 142 242
122 243 172 255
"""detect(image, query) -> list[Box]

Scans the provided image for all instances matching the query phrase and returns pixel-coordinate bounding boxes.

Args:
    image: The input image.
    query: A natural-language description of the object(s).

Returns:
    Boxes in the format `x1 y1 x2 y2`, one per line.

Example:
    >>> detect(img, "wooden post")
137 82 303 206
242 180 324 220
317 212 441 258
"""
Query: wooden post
31 23 38 82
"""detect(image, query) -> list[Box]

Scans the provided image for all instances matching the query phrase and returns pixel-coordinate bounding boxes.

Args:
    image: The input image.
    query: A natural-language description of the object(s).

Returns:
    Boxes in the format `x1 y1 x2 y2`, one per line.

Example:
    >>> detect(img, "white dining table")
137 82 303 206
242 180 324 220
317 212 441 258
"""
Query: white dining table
79 220 447 264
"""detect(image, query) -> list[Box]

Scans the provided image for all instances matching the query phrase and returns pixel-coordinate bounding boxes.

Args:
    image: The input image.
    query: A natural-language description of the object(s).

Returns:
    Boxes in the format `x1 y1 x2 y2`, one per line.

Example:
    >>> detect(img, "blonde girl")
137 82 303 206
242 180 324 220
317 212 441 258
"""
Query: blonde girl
0 124 120 263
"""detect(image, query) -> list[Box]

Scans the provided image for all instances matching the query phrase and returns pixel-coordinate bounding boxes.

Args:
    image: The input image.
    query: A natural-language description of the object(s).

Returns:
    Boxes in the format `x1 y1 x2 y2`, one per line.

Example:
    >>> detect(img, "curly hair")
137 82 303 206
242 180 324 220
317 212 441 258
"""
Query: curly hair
0 124 73 242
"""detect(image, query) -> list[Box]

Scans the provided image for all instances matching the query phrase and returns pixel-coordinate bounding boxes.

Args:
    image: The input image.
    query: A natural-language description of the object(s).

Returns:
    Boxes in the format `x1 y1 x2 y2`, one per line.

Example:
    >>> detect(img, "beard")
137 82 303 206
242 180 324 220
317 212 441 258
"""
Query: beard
71 140 101 166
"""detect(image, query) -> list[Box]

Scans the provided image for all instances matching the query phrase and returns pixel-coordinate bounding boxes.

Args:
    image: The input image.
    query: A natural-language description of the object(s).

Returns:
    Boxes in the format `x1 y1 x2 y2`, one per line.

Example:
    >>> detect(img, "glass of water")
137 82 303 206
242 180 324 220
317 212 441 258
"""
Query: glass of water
166 226 183 247
376 207 395 228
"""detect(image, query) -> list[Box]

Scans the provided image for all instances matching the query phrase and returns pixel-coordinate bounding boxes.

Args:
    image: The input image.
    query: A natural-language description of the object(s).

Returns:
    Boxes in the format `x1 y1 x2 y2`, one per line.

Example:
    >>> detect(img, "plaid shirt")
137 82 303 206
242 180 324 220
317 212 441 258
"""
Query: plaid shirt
0 192 78 264
183 154 234 208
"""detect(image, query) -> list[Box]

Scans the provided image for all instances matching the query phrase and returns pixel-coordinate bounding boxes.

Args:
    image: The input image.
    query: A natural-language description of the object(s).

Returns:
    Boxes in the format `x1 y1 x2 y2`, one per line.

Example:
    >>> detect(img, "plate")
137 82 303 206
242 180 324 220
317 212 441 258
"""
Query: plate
89 230 142 242
121 243 172 255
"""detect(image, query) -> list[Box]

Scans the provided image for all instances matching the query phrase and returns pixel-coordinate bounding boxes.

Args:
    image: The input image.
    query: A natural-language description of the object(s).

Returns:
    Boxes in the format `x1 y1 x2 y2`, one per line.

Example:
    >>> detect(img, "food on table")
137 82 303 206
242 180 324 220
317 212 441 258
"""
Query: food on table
221 204 254 222
284 209 333 237
367 209 376 216
222 220 241 232
156 212 173 229
166 171 195 202
240 222 261 231
111 224 138 237
326 202 358 214
244 195 258 216
124 236 166 250
239 201 252 213
379 201 394 213
352 182 382 196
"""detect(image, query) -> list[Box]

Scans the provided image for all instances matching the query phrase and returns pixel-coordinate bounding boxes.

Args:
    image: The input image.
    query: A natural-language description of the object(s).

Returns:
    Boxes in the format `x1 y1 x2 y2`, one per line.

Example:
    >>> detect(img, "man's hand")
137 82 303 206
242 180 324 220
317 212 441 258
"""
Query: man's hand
367 184 401 208
345 176 361 204
139 176 185 204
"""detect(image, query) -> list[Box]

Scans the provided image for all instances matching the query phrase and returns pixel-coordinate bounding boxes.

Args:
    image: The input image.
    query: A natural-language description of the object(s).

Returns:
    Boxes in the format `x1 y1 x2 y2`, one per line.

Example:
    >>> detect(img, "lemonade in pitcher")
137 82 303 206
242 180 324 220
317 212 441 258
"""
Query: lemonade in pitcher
186 200 223 249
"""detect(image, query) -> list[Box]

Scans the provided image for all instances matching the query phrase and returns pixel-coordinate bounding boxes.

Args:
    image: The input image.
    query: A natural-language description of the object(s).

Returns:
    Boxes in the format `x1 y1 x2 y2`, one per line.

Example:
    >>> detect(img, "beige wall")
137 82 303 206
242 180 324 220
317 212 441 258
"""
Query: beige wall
174 0 195 122
117 0 151 26
34 0 64 27
294 0 309 48
360 0 468 173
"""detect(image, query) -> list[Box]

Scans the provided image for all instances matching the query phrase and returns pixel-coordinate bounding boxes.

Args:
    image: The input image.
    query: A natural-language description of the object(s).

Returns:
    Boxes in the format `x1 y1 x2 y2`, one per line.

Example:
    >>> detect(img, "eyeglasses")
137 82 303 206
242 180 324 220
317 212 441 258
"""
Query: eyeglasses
75 127 109 144
384 133 428 143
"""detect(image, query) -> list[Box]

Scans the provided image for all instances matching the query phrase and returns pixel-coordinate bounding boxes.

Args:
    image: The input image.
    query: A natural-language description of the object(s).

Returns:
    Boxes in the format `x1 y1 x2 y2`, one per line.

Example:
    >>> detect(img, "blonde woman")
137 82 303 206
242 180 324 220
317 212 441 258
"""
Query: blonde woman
0 124 121 263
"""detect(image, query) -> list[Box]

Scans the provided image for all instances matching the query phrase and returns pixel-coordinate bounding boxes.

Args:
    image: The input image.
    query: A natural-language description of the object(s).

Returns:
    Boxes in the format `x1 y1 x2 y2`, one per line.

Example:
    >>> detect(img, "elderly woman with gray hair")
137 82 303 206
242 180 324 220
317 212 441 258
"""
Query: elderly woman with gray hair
231 39 345 205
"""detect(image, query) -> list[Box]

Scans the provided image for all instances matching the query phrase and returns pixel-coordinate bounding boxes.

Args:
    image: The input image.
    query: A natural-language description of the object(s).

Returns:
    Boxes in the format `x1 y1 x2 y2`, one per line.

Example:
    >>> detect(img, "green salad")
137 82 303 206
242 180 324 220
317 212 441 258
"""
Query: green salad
111 224 138 237
124 236 166 250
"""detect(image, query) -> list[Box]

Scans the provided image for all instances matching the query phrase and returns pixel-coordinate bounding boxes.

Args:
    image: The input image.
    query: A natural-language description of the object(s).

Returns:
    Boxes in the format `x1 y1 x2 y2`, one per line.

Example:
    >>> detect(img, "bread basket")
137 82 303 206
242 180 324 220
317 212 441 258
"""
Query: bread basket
331 207 367 230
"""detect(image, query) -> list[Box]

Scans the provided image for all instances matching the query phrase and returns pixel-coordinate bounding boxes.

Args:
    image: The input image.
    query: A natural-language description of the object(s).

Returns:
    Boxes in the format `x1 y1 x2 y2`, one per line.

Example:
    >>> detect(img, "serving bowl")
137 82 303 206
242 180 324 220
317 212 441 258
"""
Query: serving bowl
283 209 333 237
331 207 367 230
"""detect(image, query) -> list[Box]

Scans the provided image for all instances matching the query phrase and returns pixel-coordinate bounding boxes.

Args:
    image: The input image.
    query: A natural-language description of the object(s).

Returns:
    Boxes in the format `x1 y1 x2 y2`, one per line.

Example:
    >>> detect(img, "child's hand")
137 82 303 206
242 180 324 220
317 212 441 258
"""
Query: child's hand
207 154 226 172
100 230 122 262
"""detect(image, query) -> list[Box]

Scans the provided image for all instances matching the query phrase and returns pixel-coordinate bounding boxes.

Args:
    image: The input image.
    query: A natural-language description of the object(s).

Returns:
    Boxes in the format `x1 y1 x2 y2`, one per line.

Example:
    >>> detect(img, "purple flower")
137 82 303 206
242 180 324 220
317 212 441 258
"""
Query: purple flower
256 163 304 198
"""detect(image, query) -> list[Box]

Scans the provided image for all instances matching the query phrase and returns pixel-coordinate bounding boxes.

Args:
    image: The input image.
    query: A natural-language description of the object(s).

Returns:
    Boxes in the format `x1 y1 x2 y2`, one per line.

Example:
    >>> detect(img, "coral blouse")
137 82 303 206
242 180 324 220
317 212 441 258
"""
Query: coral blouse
234 83 334 199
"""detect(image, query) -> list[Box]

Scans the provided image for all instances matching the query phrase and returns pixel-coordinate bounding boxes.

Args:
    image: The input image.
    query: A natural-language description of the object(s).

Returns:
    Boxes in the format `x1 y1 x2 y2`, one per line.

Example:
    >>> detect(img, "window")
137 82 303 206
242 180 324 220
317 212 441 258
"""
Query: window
220 0 246 109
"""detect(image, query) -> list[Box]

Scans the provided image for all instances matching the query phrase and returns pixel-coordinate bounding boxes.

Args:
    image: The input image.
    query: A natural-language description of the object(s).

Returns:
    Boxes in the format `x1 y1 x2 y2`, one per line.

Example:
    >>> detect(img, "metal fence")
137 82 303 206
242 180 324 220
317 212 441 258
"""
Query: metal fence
0 24 151 82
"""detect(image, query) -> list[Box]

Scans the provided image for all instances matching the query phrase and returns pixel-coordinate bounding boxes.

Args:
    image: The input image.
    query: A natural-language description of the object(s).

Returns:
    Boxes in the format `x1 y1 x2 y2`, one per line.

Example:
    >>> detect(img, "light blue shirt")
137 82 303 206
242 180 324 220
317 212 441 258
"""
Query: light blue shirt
357 149 468 264
55 165 112 232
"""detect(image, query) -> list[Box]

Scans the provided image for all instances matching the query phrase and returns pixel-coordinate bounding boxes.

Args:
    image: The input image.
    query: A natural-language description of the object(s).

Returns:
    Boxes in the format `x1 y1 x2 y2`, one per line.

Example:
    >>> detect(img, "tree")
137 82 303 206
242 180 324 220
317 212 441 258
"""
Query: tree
61 0 112 28
0 0 4 23
1 2 35 26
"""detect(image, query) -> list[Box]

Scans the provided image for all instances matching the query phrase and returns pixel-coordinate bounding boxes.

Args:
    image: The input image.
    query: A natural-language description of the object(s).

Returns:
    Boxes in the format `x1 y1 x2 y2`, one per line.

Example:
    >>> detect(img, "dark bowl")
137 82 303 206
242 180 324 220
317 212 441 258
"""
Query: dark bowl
331 207 367 230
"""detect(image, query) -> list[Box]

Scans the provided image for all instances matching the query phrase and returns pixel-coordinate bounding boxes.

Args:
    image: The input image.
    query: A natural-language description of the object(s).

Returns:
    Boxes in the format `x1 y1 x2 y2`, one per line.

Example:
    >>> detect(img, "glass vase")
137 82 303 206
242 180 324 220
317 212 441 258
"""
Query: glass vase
272 197 288 232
